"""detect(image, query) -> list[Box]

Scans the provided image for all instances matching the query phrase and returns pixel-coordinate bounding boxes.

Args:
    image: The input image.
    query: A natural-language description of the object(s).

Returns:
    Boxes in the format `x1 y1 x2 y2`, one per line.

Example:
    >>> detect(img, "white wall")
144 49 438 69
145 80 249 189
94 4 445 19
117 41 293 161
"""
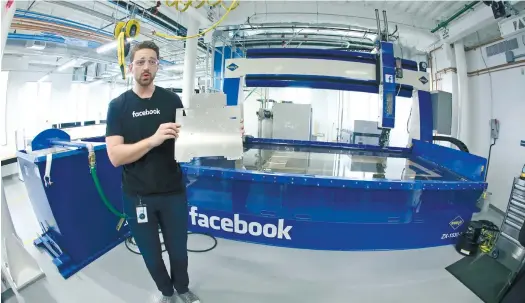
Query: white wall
0 60 127 159
431 33 525 211
466 33 525 211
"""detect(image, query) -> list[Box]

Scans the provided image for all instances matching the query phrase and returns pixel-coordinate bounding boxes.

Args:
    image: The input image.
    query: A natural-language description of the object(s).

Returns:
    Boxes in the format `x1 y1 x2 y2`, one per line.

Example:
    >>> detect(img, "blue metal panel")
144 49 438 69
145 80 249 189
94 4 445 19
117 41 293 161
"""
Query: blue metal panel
185 175 479 250
214 46 244 91
246 48 376 64
32 129 71 151
418 90 433 142
401 59 419 71
244 74 413 98
223 78 241 106
411 139 487 182
17 145 129 279
379 42 396 129
245 48 419 71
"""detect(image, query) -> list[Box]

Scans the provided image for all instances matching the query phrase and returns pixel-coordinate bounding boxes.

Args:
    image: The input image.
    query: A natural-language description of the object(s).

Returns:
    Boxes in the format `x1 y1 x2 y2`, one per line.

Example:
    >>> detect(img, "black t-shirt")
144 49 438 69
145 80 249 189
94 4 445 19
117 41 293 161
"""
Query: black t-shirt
105 86 184 196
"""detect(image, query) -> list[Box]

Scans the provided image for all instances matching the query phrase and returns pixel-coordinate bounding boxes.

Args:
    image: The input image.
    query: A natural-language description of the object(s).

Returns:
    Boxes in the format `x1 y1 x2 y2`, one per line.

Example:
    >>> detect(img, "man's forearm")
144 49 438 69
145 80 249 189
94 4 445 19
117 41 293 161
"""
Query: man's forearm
108 138 152 167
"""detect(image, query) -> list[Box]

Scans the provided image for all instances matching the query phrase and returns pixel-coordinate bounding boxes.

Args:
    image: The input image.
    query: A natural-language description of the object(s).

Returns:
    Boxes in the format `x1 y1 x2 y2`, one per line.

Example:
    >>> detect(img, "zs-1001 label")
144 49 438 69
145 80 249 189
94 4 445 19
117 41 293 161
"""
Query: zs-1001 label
441 232 460 240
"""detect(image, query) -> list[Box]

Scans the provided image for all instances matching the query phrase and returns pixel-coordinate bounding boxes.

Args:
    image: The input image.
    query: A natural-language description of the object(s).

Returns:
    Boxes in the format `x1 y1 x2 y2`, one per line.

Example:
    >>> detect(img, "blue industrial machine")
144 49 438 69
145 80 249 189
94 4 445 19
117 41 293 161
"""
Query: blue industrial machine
17 39 487 279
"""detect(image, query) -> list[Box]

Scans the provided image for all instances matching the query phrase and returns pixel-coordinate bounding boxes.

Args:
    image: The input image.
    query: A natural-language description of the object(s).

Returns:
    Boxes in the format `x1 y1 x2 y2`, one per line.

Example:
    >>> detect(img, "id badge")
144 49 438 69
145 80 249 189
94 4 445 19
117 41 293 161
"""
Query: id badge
136 205 148 223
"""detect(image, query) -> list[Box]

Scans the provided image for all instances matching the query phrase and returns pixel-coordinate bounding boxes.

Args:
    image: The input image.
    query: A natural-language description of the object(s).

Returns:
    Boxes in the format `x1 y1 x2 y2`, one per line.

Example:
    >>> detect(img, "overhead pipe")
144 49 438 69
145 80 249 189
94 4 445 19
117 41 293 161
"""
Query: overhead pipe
15 9 113 38
44 1 114 23
108 0 187 36
233 40 373 51
234 38 353 46
241 32 375 45
45 1 187 55
245 12 430 31
375 9 381 38
106 0 208 53
223 23 375 36
8 12 179 67
467 59 525 77
5 32 179 74
11 17 112 44
382 10 389 38
430 1 479 33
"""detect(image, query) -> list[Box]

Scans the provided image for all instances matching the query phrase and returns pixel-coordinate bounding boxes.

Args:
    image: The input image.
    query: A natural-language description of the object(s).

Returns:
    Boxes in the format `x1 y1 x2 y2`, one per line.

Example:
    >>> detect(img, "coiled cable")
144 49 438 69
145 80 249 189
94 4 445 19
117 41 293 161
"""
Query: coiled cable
89 150 218 254
432 135 470 153
125 230 218 255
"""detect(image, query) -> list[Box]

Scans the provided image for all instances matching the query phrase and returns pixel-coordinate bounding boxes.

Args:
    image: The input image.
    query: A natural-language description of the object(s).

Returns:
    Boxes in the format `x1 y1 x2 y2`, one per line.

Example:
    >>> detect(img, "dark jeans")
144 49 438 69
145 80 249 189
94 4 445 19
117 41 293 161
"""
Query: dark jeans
123 191 189 296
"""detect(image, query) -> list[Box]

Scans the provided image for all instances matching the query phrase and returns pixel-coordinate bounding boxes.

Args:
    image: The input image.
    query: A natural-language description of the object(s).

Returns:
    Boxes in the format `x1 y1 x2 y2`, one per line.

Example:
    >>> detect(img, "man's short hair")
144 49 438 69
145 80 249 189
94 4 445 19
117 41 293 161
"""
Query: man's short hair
129 41 160 62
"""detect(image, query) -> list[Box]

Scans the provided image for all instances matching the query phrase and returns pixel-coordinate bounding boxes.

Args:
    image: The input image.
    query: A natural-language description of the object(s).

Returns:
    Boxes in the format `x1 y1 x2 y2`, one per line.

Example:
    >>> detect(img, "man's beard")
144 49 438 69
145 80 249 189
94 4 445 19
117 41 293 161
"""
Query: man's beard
136 73 154 86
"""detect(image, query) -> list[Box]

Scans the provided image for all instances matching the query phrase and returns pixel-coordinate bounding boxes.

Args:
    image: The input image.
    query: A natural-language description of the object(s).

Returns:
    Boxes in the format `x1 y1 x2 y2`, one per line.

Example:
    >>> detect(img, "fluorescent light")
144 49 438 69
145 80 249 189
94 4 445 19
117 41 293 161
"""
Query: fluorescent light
57 59 78 72
96 41 118 54
96 38 134 54
38 75 50 82
88 79 105 86
163 65 184 71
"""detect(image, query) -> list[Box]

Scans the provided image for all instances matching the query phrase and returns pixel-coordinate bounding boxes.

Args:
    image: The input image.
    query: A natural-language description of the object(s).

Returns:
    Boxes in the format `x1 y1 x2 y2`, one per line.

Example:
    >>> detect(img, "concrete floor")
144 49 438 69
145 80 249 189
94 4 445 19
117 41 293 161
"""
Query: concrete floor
2 174 502 303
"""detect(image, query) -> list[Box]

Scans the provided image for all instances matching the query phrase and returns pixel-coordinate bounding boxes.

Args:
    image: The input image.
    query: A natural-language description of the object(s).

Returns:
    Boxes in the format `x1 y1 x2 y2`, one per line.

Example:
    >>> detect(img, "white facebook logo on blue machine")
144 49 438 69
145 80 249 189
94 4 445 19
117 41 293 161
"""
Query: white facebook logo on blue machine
189 206 293 240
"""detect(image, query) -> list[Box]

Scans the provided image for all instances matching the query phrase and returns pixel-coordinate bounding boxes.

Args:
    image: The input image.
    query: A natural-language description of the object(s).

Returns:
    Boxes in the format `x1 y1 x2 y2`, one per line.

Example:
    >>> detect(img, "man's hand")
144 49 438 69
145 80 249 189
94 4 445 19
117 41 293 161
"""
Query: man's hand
148 123 181 148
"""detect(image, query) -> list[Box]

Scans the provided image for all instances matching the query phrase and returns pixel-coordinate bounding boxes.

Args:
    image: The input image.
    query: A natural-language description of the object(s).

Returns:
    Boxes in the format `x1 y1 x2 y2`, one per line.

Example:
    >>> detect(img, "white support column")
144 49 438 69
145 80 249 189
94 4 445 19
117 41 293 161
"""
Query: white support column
1 0 17 63
454 41 470 146
182 19 199 108
408 90 421 144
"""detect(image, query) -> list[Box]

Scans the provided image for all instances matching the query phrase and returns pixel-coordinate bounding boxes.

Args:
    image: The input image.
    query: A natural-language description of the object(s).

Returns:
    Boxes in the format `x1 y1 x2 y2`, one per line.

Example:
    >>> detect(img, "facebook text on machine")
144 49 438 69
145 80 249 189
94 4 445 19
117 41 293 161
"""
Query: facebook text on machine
132 108 160 118
189 206 293 240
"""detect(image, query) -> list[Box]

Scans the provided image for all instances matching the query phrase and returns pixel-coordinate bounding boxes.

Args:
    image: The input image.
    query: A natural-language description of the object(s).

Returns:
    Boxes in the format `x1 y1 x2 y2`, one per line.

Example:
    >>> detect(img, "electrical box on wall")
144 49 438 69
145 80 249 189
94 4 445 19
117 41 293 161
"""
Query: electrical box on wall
431 91 452 136
490 119 500 139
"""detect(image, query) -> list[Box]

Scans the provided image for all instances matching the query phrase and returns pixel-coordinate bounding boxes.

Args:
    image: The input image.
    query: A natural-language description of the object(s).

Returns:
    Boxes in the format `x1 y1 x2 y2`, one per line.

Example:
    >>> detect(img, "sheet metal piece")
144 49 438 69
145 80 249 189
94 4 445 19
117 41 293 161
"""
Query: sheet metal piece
175 106 243 162
190 92 227 108
272 103 312 141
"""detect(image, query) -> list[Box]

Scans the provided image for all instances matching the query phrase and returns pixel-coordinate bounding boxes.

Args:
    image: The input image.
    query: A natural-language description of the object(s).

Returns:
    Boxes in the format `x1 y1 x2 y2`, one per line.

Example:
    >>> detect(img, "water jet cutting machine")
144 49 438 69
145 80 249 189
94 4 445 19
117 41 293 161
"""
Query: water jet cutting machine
17 41 487 279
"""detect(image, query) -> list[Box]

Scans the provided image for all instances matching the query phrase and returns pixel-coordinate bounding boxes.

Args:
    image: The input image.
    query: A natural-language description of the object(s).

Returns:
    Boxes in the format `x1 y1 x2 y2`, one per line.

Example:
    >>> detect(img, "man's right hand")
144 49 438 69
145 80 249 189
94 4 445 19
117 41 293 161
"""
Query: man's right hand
148 123 181 148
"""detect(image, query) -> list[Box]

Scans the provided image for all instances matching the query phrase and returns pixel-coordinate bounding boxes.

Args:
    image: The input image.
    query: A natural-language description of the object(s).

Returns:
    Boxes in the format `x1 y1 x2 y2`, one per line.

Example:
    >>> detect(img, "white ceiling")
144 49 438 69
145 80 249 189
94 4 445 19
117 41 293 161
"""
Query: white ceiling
3 0 518 85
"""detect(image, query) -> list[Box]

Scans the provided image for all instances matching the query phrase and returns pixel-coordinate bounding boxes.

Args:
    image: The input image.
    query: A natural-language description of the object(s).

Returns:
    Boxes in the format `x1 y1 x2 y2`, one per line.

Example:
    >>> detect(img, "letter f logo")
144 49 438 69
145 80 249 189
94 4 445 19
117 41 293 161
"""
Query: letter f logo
189 206 198 225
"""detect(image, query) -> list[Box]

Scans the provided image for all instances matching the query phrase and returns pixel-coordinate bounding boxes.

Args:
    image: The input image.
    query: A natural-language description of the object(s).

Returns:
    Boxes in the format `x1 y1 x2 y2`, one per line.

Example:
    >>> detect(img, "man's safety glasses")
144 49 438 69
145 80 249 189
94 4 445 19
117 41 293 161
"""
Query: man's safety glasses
133 59 159 67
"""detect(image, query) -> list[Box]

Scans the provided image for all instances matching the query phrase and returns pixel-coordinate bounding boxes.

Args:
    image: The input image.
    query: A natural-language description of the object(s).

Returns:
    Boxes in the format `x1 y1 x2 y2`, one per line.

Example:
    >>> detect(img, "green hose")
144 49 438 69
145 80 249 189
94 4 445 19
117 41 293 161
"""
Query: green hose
90 166 127 219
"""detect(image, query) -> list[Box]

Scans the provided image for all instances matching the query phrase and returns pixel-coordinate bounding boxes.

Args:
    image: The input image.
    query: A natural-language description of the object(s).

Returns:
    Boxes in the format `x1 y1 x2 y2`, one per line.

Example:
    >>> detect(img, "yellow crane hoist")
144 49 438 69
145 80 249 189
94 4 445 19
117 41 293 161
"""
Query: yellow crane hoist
114 19 141 80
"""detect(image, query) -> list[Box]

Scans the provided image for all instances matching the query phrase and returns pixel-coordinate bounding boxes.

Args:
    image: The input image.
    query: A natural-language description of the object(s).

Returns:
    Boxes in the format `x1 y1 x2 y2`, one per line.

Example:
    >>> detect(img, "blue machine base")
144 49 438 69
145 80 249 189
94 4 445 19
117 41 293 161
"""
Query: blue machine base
187 206 472 251
34 230 131 279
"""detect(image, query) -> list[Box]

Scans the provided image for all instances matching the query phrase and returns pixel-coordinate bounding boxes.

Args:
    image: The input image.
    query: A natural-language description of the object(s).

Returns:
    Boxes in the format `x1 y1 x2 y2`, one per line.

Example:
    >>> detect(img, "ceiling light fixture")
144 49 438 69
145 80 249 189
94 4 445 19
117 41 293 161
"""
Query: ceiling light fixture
38 75 50 82
57 59 78 72
163 65 185 71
